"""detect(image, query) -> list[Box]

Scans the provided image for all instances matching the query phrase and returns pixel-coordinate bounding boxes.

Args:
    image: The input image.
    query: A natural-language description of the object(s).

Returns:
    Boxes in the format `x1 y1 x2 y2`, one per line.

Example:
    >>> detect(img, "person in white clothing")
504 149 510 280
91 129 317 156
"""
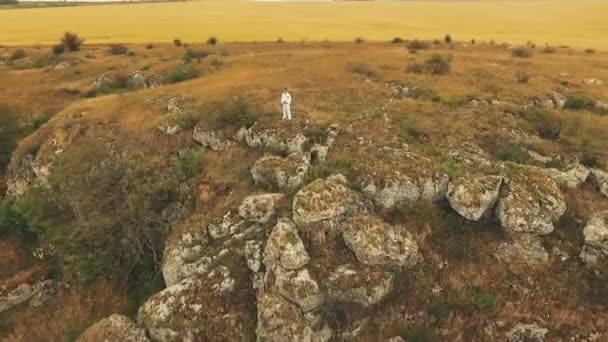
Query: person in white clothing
281 88 292 120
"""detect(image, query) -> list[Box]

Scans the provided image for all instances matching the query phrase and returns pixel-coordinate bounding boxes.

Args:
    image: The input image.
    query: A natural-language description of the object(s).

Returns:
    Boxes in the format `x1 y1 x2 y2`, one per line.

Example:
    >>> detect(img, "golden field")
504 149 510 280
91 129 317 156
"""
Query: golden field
1 0 608 48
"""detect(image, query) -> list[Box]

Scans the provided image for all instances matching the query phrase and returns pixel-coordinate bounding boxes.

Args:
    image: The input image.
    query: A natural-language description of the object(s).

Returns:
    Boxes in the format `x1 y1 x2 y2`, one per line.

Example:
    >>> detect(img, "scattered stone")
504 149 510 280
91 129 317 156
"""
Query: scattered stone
264 218 310 271
53 61 71 70
0 280 57 313
526 149 553 164
251 153 310 191
545 164 590 188
28 280 59 308
580 211 608 267
325 263 395 307
192 126 235 151
589 168 608 198
238 193 284 224
310 144 329 164
77 314 149 342
342 215 419 270
448 142 492 167
447 175 503 221
583 79 604 86
242 125 308 154
506 323 549 342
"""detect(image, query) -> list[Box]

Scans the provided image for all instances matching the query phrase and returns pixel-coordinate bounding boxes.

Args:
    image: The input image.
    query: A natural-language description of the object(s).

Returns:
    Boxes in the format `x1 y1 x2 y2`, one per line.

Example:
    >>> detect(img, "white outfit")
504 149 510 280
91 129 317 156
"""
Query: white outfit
281 91 292 120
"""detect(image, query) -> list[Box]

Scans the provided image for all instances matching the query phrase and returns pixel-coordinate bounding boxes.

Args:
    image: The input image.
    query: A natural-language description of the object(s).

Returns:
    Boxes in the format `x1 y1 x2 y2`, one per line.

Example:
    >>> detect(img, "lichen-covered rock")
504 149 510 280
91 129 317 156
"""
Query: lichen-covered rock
494 236 549 268
292 178 363 226
251 153 310 191
162 227 208 286
264 218 310 270
266 267 325 313
242 125 308 154
77 314 149 342
245 240 263 273
238 193 284 224
448 142 492 167
192 126 235 151
310 144 329 164
496 164 566 236
589 168 608 198
0 280 57 314
138 277 251 342
255 292 332 342
545 164 590 189
355 147 449 209
447 175 503 221
506 323 548 342
342 215 419 270
6 154 52 197
208 210 248 240
325 263 395 307
580 211 608 267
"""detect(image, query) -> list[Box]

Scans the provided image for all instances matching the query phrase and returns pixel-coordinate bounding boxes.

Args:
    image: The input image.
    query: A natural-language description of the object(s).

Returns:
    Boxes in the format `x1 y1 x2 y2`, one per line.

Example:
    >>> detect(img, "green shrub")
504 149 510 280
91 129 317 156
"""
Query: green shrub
173 38 182 47
444 34 452 44
407 39 430 51
424 54 451 75
496 143 530 164
206 36 218 45
174 149 206 180
467 286 498 311
61 32 84 51
406 61 426 74
52 44 65 55
31 114 52 131
564 95 596 110
0 104 20 173
392 37 404 44
213 97 258 130
183 48 210 63
108 44 129 55
511 46 532 58
525 109 561 140
9 48 26 61
165 64 199 83
408 86 441 102
406 325 435 342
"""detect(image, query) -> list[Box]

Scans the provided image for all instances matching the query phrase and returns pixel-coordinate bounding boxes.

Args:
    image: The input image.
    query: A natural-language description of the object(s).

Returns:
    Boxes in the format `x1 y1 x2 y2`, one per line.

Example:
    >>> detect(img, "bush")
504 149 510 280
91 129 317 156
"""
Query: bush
511 46 532 58
406 325 435 342
165 64 199 83
444 34 452 44
564 95 596 110
174 149 206 180
496 143 530 164
9 49 26 61
515 70 531 83
467 286 498 311
392 37 404 44
407 39 429 51
347 62 381 80
173 38 182 47
0 104 20 173
52 43 65 55
354 37 364 44
146 43 155 49
585 48 596 54
406 61 426 74
526 109 561 140
541 45 556 53
108 44 129 55
206 36 218 45
409 86 441 102
425 54 451 75
213 97 258 130
61 32 84 51
471 39 476 45
276 37 284 43
183 48 210 63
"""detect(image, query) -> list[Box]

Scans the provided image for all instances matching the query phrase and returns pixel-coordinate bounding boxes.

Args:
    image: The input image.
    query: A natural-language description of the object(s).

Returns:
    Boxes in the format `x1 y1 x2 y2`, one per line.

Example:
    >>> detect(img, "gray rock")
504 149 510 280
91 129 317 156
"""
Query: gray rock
326 263 395 307
245 240 263 273
447 175 503 221
583 79 604 86
342 215 419 270
238 193 284 224
310 144 329 164
506 323 548 342
589 168 608 198
77 314 149 342
545 164 590 188
266 267 325 313
580 211 608 267
494 236 549 268
208 210 248 240
264 218 310 271
0 280 57 313
192 126 235 151
251 154 310 191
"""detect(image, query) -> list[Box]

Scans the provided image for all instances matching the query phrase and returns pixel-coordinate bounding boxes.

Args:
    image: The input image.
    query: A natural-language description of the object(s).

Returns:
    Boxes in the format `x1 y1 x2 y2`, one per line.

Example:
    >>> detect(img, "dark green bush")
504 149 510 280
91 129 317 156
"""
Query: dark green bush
165 64 199 83
354 37 364 44
407 39 430 51
108 44 129 55
564 95 596 110
0 104 20 173
174 149 206 180
444 34 452 44
526 109 561 140
61 32 84 52
52 44 65 55
213 97 258 130
467 286 499 311
496 143 530 164
406 325 435 342
511 46 532 58
206 36 218 45
392 37 404 44
425 54 451 75
9 49 26 61
173 38 182 47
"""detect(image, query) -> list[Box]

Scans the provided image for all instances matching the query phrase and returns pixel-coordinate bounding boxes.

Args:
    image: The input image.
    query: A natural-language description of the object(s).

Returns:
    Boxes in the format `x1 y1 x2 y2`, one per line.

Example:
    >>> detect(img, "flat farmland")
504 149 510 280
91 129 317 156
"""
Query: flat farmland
1 0 608 48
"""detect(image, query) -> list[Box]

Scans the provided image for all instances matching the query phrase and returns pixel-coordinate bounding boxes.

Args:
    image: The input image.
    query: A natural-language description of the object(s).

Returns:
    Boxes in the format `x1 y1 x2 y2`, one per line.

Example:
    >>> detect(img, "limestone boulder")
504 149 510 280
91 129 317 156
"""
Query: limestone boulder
494 236 549 268
266 267 325 313
238 193 284 224
264 218 310 271
545 164 590 189
192 126 235 151
325 263 395 307
447 175 503 221
580 211 608 267
77 314 149 342
589 168 608 198
506 323 548 342
251 154 310 191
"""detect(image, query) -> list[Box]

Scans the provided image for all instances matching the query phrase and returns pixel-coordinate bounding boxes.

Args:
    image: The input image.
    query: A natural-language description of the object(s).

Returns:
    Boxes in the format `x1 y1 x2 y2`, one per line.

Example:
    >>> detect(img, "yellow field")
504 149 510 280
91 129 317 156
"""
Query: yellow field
1 0 608 48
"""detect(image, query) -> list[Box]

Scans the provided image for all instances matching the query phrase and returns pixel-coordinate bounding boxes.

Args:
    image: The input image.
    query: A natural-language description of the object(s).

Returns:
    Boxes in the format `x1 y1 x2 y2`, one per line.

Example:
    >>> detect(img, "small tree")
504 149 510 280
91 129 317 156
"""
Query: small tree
61 32 84 51
444 34 452 44
206 36 218 46
52 44 65 55
173 38 182 47
354 37 364 44
392 37 404 44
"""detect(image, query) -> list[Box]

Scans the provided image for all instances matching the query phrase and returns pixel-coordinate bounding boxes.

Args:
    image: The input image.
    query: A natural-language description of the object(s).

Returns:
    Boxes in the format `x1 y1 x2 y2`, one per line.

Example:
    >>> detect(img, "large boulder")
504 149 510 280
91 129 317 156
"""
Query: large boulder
255 292 332 342
77 314 149 342
251 154 310 191
264 218 310 271
240 125 308 154
292 178 363 226
138 277 252 342
506 323 548 342
238 193 284 224
589 168 608 198
265 267 325 313
325 263 395 307
355 147 448 209
580 211 608 267
447 175 503 221
496 164 566 236
341 215 419 270
545 164 590 189
192 126 235 151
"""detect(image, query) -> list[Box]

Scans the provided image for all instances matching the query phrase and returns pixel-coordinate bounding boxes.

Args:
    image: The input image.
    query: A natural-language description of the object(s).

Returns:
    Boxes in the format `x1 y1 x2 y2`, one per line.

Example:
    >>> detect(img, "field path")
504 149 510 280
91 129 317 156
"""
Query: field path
1 0 607 48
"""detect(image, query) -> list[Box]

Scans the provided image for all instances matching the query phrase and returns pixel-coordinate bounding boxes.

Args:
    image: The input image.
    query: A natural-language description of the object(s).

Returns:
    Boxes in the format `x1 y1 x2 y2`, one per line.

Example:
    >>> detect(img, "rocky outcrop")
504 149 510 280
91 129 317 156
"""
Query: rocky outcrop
447 175 503 221
496 164 566 236
238 125 308 155
580 211 608 268
238 193 284 224
589 168 608 198
356 147 448 209
325 263 395 307
255 292 332 342
6 154 52 197
251 153 310 191
264 218 310 270
292 178 363 226
0 280 58 314
545 164 590 189
506 323 548 342
77 314 149 342
138 277 251 342
342 215 419 270
192 126 235 151
494 236 549 268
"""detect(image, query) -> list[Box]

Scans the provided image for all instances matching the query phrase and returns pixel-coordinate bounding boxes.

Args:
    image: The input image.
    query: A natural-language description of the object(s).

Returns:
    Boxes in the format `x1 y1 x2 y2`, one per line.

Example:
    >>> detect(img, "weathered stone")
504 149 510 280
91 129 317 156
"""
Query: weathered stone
342 215 419 270
545 164 590 188
310 144 329 164
28 280 59 308
0 280 57 314
138 277 250 342
162 228 208 287
251 154 310 191
292 178 363 226
580 211 608 267
494 236 549 268
255 292 332 342
447 175 503 221
266 267 325 313
264 218 310 271
245 240 263 273
506 323 548 342
77 314 149 342
192 126 235 151
326 263 395 307
589 168 608 198
238 193 284 224
208 210 248 240
242 126 308 154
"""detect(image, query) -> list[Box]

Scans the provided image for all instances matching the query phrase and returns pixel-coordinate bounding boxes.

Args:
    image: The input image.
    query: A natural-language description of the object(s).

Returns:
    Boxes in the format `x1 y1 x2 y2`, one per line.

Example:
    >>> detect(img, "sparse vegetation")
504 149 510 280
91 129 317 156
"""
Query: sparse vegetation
9 49 26 62
183 48 210 63
511 46 532 58
212 97 259 130
354 37 364 44
52 43 65 55
165 63 199 83
108 44 129 55
347 62 381 80
542 45 556 53
525 109 561 140
564 95 596 110
496 143 531 164
407 54 451 75
515 70 531 83
174 148 207 180
392 37 404 44
407 39 430 52
173 38 182 47
206 36 218 45
61 32 84 51
0 104 20 174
